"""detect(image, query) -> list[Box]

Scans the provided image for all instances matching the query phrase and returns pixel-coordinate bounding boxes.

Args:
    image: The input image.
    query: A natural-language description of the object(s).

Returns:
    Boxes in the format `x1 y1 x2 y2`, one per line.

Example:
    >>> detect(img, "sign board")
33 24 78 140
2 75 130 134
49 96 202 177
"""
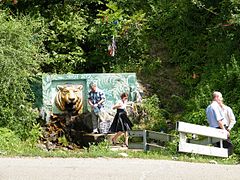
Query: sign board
42 73 139 121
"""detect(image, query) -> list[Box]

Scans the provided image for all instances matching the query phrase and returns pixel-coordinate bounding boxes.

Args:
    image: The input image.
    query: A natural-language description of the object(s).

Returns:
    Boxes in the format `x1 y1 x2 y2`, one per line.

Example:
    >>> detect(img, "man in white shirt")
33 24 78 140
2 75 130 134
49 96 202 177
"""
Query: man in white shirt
206 91 233 156
220 102 236 132
219 99 236 155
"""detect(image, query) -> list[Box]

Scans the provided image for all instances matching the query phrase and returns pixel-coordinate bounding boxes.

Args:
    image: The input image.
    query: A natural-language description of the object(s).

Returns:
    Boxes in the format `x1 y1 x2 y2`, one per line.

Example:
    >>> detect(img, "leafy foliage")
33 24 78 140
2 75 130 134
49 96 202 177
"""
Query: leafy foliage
0 11 45 139
138 95 168 132
27 123 43 147
43 4 88 73
0 128 22 153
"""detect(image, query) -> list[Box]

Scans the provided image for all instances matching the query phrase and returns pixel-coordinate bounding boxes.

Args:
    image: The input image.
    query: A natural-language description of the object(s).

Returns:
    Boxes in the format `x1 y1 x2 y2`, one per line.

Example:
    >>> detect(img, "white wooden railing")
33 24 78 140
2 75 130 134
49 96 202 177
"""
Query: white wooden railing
176 121 229 158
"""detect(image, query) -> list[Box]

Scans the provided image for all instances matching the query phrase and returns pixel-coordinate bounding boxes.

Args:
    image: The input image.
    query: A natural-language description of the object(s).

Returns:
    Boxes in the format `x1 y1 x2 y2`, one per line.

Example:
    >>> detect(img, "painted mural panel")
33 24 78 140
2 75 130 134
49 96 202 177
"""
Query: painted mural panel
42 73 139 120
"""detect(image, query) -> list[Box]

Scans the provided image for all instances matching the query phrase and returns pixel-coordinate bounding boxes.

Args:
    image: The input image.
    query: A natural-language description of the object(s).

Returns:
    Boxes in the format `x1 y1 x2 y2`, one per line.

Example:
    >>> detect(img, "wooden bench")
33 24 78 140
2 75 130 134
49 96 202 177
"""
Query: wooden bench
176 121 229 158
129 130 174 151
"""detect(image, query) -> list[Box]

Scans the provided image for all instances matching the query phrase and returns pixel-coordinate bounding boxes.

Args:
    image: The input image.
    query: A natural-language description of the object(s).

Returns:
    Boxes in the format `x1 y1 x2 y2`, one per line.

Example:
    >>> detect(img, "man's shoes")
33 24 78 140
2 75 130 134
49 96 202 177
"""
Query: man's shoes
92 128 98 134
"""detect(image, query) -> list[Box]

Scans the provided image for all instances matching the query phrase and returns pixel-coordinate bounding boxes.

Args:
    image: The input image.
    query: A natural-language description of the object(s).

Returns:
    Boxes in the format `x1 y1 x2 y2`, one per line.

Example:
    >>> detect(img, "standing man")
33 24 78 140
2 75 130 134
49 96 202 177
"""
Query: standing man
220 100 236 132
88 82 106 134
206 91 232 155
206 91 226 129
219 99 236 155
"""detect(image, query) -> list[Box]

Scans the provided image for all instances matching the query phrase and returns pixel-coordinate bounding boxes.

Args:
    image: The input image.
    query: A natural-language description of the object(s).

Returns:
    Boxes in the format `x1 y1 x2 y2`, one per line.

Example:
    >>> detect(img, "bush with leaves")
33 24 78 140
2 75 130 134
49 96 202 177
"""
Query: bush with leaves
137 95 168 132
0 11 46 139
0 128 22 153
43 4 88 73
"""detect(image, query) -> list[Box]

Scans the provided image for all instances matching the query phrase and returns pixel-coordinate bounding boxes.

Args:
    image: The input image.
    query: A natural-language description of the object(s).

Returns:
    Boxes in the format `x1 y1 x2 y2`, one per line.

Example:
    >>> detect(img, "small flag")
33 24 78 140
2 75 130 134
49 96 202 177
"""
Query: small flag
108 36 117 57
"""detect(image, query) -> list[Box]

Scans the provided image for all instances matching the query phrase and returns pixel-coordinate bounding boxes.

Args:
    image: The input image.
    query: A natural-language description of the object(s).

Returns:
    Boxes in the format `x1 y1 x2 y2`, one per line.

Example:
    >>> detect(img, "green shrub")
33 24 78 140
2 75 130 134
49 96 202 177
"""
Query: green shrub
0 128 22 153
182 109 207 126
26 123 43 147
138 95 168 132
0 11 45 139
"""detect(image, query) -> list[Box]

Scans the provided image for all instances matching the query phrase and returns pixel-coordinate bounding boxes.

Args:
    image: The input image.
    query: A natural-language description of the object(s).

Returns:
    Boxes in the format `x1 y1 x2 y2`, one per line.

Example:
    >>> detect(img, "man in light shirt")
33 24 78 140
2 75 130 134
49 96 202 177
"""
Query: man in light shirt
206 91 226 130
220 101 236 132
206 91 233 156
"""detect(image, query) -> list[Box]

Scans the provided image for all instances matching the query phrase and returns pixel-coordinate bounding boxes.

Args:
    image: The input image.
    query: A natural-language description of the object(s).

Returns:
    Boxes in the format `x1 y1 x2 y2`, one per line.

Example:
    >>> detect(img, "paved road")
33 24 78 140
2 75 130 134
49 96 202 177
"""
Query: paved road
0 157 240 180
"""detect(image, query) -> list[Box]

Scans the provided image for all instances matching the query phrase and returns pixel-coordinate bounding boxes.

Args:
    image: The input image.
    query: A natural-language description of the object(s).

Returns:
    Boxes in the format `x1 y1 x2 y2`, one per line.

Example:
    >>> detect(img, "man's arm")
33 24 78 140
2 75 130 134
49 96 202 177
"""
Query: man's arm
218 120 230 137
97 99 105 105
227 107 236 131
88 98 94 107
218 119 225 130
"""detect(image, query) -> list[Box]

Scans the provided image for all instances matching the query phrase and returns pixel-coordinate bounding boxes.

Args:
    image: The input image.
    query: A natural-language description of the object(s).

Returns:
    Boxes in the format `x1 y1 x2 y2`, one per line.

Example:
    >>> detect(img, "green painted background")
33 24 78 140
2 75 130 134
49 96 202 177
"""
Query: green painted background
42 73 138 121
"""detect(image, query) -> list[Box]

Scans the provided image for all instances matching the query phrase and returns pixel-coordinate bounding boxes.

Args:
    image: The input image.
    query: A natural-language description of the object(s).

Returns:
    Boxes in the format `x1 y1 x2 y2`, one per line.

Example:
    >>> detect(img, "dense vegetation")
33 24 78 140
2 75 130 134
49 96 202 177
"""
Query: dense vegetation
1 0 240 155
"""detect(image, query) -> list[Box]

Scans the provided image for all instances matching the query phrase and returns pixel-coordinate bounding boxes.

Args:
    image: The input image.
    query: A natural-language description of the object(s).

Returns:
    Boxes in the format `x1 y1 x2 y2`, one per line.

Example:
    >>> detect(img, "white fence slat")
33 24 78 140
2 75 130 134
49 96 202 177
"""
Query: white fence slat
177 121 228 140
178 142 228 158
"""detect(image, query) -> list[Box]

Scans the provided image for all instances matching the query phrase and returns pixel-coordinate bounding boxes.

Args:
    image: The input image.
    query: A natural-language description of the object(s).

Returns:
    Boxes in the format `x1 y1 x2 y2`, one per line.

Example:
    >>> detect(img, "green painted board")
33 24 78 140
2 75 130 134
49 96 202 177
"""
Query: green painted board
42 73 139 121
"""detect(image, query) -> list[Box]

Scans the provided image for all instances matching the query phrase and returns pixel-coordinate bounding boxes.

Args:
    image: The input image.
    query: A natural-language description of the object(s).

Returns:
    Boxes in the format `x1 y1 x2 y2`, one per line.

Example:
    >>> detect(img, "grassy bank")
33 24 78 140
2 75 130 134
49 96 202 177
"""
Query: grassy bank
0 138 239 165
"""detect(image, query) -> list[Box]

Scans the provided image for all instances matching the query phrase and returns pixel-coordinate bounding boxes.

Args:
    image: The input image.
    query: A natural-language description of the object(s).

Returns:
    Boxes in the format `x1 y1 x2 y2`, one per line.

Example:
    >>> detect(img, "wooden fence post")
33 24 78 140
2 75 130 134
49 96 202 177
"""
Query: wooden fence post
143 130 147 151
